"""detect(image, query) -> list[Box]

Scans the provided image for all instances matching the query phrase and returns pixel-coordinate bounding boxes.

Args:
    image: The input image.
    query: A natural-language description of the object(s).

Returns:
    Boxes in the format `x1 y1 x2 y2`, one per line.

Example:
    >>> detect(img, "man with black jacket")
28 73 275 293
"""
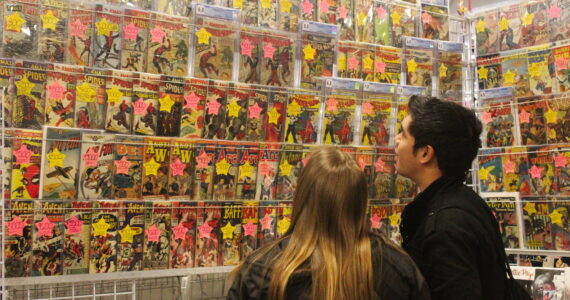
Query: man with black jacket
396 96 509 299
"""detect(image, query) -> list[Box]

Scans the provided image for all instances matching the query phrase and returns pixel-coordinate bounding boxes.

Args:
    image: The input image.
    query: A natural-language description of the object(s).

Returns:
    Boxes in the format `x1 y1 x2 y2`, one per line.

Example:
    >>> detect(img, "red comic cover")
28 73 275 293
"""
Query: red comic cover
369 202 390 237
142 137 171 200
202 81 229 140
337 41 361 79
195 202 222 267
498 4 522 51
502 147 532 196
261 34 294 87
75 68 108 130
264 89 287 143
45 64 81 128
121 9 149 72
221 203 242 266
322 93 356 145
89 200 119 273
239 30 262 85
246 88 268 142
157 75 183 137
170 201 196 268
117 201 145 272
66 3 94 66
283 92 321 144
240 201 258 258
180 77 207 139
374 46 401 84
11 129 43 200
193 19 236 81
546 95 569 144
549 0 570 42
143 201 171 270
553 147 570 196
13 60 51 129
475 10 499 56
132 72 160 136
105 70 134 134
63 201 92 275
168 138 194 200
93 5 122 69
255 143 280 201
146 13 189 77
236 143 259 200
5 200 34 277
257 202 277 247
520 1 549 48
192 142 216 200
31 200 65 276
528 146 556 196
517 96 547 146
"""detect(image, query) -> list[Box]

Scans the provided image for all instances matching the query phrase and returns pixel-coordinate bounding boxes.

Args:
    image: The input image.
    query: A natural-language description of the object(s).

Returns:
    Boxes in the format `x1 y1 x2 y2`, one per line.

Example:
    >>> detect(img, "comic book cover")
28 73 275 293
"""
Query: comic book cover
258 202 276 247
264 89 287 142
322 93 356 145
475 10 499 56
38 0 67 63
238 0 258 25
193 19 236 81
275 144 305 200
157 75 183 137
388 199 408 244
276 202 292 238
528 146 555 195
221 203 241 266
11 129 42 200
373 147 395 200
498 4 522 51
546 95 569 144
238 31 261 84
93 5 122 69
120 9 149 72
168 139 194 200
549 0 570 42
369 201 390 236
520 1 549 48
552 45 570 93
192 142 216 200
113 135 143 200
261 34 295 87
478 149 505 193
502 147 532 196
421 4 448 41
75 68 108 130
356 147 376 199
479 88 516 148
240 201 258 258
156 0 191 17
373 1 390 46
255 143 280 201
30 200 64 276
147 13 189 77
284 92 320 144
360 45 375 81
170 202 196 268
116 201 144 272
2 0 40 59
517 96 547 146
236 144 259 200
318 0 337 24
354 0 372 43
45 64 80 128
259 0 278 28
105 70 133 134
484 195 521 248
337 41 361 79
41 127 81 200
549 199 570 250
142 201 171 270
132 73 159 136
335 0 354 40
532 269 566 298
66 3 94 66
522 198 552 250
553 147 570 196
224 85 249 141
195 203 222 267
390 2 417 48
374 46 401 84
77 133 114 200
300 0 317 21
246 88 268 142
437 42 463 102
361 85 393 146
5 200 34 277
180 78 208 138
3 129 13 201
0 58 14 128
477 54 502 90
404 47 434 93
300 31 336 88
13 60 50 129
63 201 92 274
89 200 119 273
142 137 171 200
278 0 300 32
202 81 228 140
527 45 554 96
501 49 531 97
212 143 239 201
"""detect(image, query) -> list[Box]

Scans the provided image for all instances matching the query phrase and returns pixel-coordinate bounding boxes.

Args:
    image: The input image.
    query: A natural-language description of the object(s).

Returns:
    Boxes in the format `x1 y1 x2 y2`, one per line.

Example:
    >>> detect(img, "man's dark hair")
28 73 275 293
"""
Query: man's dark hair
407 95 482 180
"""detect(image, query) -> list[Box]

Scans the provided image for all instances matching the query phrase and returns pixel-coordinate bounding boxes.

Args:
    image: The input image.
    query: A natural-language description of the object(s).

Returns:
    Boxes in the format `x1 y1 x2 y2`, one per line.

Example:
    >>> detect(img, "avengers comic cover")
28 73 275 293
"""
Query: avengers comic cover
89 200 119 273
146 13 189 77
283 92 320 144
520 1 549 48
552 44 570 93
11 129 43 200
93 4 122 69
142 137 171 200
112 135 143 200
390 2 417 48
546 95 570 144
66 3 94 66
501 49 531 97
5 200 34 277
157 75 183 137
360 90 393 147
240 201 258 258
63 201 92 274
522 198 552 250
498 3 521 51
45 64 81 128
195 202 221 267
143 201 171 270
180 78 207 138
255 143 280 201
30 200 64 276
373 147 395 200
105 70 133 134
116 201 144 272
192 142 216 200
193 19 236 81
38 0 68 63
322 94 356 145
170 202 196 268
246 88 268 142
41 127 81 200
421 4 448 41
337 0 354 41
477 54 502 90
13 60 50 129
74 68 108 130
517 96 547 146
0 58 14 127
300 32 335 88
278 0 299 32
168 138 194 200
77 133 114 200
132 72 160 136
202 81 228 140
120 9 149 72
356 147 375 199
549 0 570 42
261 34 295 87
502 147 532 196
527 45 554 96
475 10 499 56
224 85 249 141
275 144 304 201
528 146 555 196
276 202 292 238
374 46 401 84
264 89 287 142
354 0 372 43
2 0 40 60
221 203 241 266
478 148 505 193
236 143 259 200
212 142 239 201
482 193 521 249
373 1 390 46
257 202 276 247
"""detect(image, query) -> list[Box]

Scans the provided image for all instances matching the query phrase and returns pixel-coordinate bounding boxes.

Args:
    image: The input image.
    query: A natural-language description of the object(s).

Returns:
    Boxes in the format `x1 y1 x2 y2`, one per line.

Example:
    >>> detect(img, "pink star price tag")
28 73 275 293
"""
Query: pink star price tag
263 42 276 59
326 97 338 112
243 220 257 237
518 109 531 124
82 147 99 168
13 145 33 165
195 150 211 169
123 23 140 41
207 97 221 115
145 224 162 242
241 39 254 57
70 18 86 39
36 216 56 237
302 0 314 15
150 26 166 43
133 98 148 116
348 56 359 70
370 214 381 229
249 102 263 119
529 165 543 179
375 59 386 73
259 160 274 176
47 81 66 100
7 216 27 236
549 4 562 18
172 222 189 240
362 102 373 115
184 92 201 110
198 222 213 239
481 111 494 125
319 0 330 13
375 157 385 172
555 153 568 168
260 214 274 230
115 156 132 175
376 6 386 18
339 6 348 19
65 215 84 235
170 158 186 176
503 160 516 174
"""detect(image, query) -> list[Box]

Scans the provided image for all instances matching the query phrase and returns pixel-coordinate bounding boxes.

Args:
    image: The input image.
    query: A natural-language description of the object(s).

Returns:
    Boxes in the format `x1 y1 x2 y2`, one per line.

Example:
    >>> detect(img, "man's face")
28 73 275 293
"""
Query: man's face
395 115 421 180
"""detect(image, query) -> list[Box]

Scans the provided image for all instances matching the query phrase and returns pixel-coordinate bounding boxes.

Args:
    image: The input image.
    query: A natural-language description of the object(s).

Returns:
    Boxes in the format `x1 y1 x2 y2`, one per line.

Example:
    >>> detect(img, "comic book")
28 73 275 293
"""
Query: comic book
502 147 532 196
157 75 183 137
116 201 144 272
221 203 241 266
317 0 337 24
261 34 295 87
255 143 280 201
276 202 292 238
336 0 354 40
275 144 305 200
89 200 119 273
369 201 390 237
533 269 566 298
258 202 276 247
77 133 114 200
3 129 13 201
66 3 94 66
322 82 357 145
236 144 259 200
193 16 237 81
238 30 261 84
356 147 376 199
11 129 42 200
147 13 189 77
120 9 149 72
437 42 463 102
202 81 228 140
553 147 570 196
259 0 277 28
479 87 516 148
354 0 372 43
264 89 287 142
45 64 80 128
517 96 547 146
225 85 249 141
93 5 122 69
156 0 191 17
238 0 258 25
180 77 207 139
41 127 81 200
498 4 522 51
520 1 549 48
13 60 50 129
170 202 196 268
373 1 390 46
527 45 554 96
528 146 555 196
143 201 171 270
549 0 570 42
388 199 408 244
192 142 216 200
390 2 417 48
361 82 395 147
30 200 64 276
212 142 239 201
483 194 521 249
113 135 143 200
300 0 317 21
105 70 133 134
75 68 108 130
246 88 268 142
477 54 502 90
63 201 92 274
142 137 171 200
2 0 40 59
132 72 160 136
278 0 300 32
300 24 337 88
38 0 67 63
168 139 194 200
475 10 499 56
404 41 434 93
240 201 258 258
552 45 570 93
0 58 14 127
337 41 361 79
195 202 221 267
374 46 401 84
546 95 569 144
501 49 531 97
373 147 395 200
284 91 320 144
5 200 34 277
522 198 552 250
421 4 448 41
478 149 505 193
360 45 375 81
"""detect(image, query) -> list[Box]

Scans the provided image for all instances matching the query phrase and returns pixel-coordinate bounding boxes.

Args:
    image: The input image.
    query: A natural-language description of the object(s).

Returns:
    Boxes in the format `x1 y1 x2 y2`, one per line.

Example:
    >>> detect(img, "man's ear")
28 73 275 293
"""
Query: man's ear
418 145 436 165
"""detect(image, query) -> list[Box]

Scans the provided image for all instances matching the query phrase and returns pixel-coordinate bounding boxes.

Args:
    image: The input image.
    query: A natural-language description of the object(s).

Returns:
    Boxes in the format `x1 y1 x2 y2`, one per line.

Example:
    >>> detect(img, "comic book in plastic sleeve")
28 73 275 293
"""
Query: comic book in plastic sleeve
3 129 13 201
157 75 183 137
389 199 408 244
498 4 522 51
549 0 570 42
337 41 361 79
261 34 295 87
475 9 499 56
369 201 390 236
170 201 196 268
501 49 531 97
373 1 390 46
77 133 114 200
553 147 570 196
41 127 81 200
38 0 67 63
264 89 287 142
373 147 395 200
202 81 228 140
275 144 305 200
0 58 14 128
259 0 277 28
238 30 261 84
437 41 463 102
11 129 43 200
546 94 570 144
478 148 505 193
45 64 81 128
236 143 259 200
30 200 64 276
192 142 216 201
147 13 189 77
299 22 337 88
421 3 448 41
527 45 554 96
5 200 34 277
143 201 171 270
93 5 122 70
317 0 336 25
336 0 354 40
13 60 50 129
63 201 92 274
552 44 570 93
195 202 222 267
180 78 206 139
168 138 194 200
522 198 552 250
502 147 532 196
284 91 320 144
132 72 159 136
478 87 516 148
212 142 239 201
276 201 292 238
482 194 521 249
89 200 119 273
112 135 143 200
354 0 372 43
278 0 300 32
240 201 258 258
156 0 191 17
255 143 280 201
221 202 241 266
360 45 375 81
246 88 268 142
403 38 435 94
2 0 40 60
321 80 358 145
224 84 249 141
120 9 149 73
105 70 134 134
374 46 401 84
390 2 417 48
75 68 108 130
66 3 94 66
236 0 257 25
520 1 549 48
142 137 171 200
527 146 555 196
517 96 547 146
258 201 276 247
361 82 395 147
356 147 376 199
116 201 144 272
477 54 502 90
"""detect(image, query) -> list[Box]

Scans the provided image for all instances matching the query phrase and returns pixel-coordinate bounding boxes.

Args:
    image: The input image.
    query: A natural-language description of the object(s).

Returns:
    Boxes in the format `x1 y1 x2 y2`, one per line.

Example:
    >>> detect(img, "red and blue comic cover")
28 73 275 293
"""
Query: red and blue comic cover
89 200 119 273
170 201 196 268
63 201 92 274
195 202 222 267
240 201 258 258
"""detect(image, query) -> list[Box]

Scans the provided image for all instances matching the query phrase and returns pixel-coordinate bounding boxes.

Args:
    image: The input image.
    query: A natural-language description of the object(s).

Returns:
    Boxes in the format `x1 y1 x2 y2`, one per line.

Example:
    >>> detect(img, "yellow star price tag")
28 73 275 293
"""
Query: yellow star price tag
261 0 271 9
407 59 417 73
144 157 161 176
41 10 60 31
439 63 448 78
15 76 35 96
389 212 400 227
544 108 557 124
478 66 488 80
357 12 366 26
287 100 302 116
280 0 292 13
106 85 123 105
521 12 534 26
523 202 537 215
47 148 66 168
159 95 175 112
6 12 25 32
503 70 516 84
119 225 137 243
221 222 236 239
363 55 374 70
528 63 541 78
239 161 254 179
196 28 212 45
76 82 96 102
233 0 243 8
303 44 316 60
268 107 281 124
96 18 119 37
391 11 401 26
279 159 293 176
227 99 241 117
498 17 509 31
337 55 346 71
216 158 231 175
550 208 564 226
277 218 291 235
475 19 486 33
478 166 493 181
92 218 111 237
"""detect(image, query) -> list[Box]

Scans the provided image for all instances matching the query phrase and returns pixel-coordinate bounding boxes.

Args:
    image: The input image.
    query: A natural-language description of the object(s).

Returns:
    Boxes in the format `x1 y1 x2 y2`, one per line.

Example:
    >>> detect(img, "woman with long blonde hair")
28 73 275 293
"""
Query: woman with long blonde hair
227 147 430 300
